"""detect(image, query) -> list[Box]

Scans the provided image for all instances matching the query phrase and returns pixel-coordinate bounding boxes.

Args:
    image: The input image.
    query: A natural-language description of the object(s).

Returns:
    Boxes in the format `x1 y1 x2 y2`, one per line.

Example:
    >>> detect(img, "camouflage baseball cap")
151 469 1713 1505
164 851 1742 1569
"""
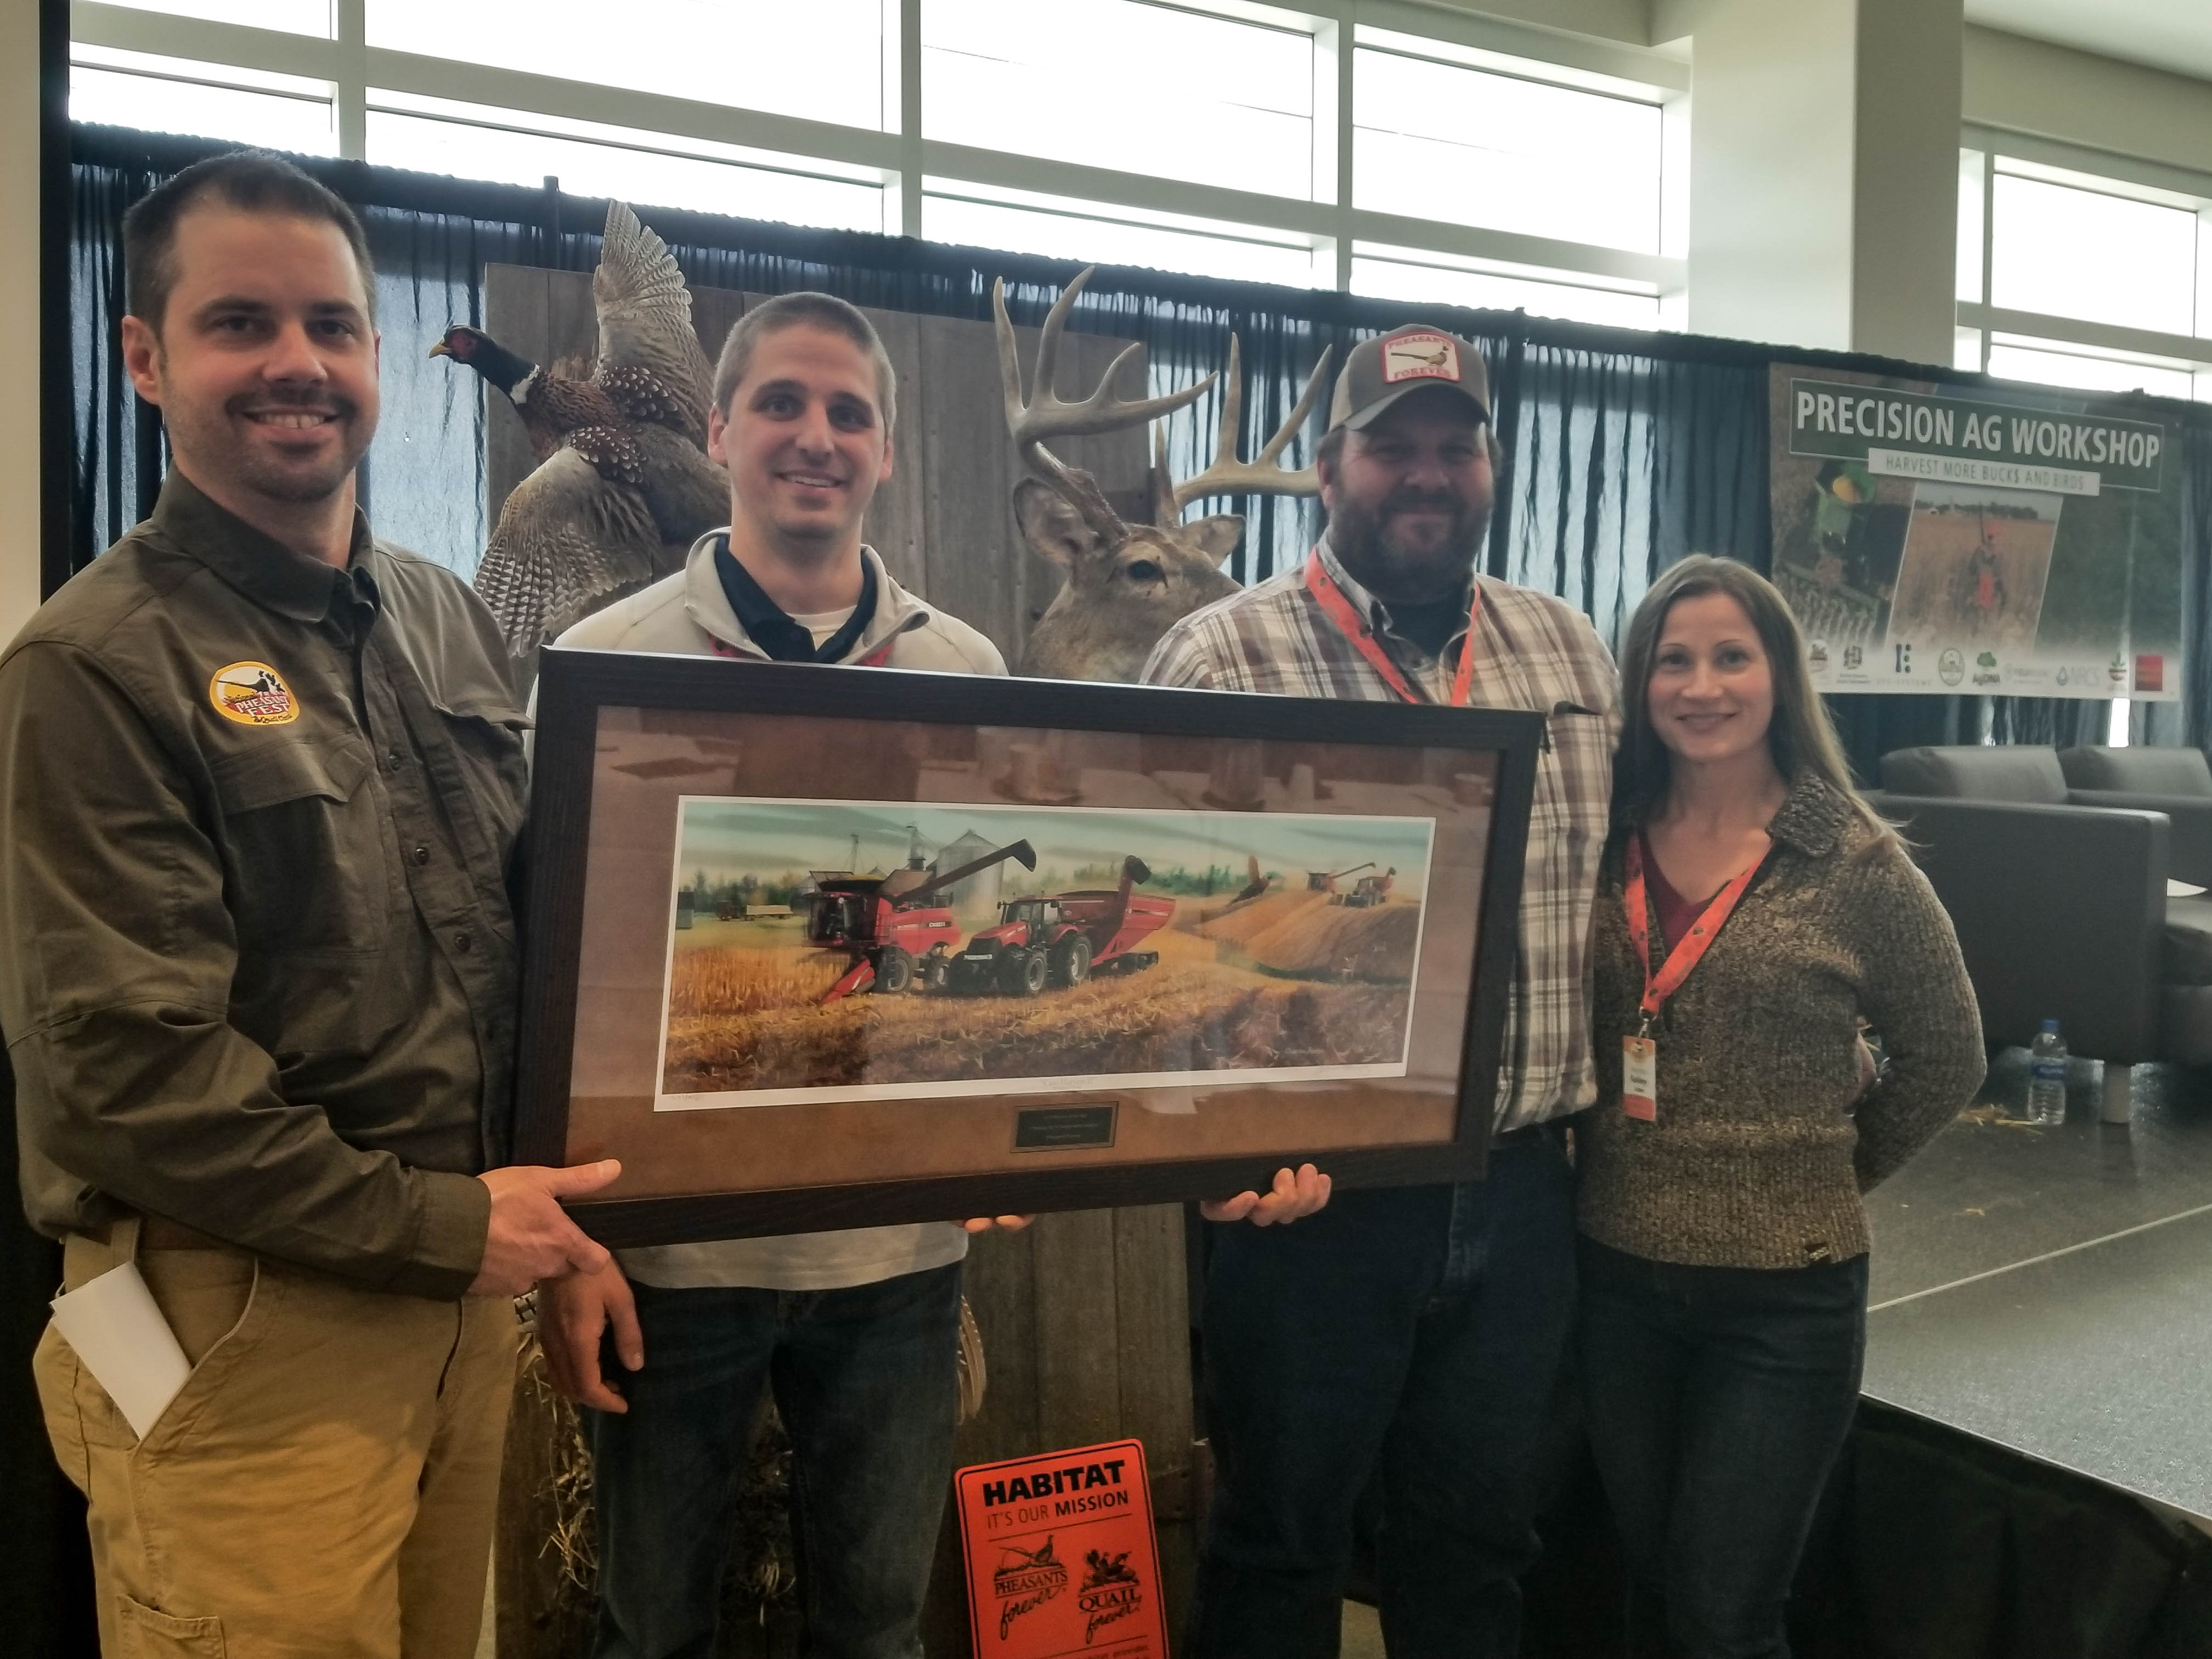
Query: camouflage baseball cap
1327 325 1491 433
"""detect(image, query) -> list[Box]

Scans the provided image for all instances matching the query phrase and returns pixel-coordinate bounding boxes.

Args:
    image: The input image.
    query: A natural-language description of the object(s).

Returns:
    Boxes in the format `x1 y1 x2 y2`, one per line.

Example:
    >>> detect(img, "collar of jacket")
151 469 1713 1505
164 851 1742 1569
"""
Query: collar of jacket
1313 532 1479 650
150 470 377 625
678 529 930 663
1765 769 1858 860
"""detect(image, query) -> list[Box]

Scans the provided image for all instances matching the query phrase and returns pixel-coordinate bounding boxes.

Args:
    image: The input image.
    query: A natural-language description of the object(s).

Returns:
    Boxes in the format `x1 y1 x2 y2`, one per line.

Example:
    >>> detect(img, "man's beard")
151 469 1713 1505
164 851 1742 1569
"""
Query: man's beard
1328 488 1491 605
167 385 369 507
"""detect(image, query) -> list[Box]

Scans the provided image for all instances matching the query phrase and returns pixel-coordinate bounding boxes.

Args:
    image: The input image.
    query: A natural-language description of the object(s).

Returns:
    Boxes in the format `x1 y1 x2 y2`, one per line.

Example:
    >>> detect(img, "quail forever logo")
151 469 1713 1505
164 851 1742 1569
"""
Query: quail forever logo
1078 1548 1145 1644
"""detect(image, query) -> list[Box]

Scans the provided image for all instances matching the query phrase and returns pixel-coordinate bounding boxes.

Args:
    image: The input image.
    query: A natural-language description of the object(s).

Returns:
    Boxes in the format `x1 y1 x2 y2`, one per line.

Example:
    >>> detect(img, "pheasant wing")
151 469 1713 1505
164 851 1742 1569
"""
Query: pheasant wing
473 447 661 659
593 200 713 444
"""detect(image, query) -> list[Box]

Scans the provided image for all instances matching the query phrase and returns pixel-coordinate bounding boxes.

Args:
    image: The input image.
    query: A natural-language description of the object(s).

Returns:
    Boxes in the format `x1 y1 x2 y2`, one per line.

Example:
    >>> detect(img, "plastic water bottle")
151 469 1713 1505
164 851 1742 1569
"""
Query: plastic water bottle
2027 1020 2068 1126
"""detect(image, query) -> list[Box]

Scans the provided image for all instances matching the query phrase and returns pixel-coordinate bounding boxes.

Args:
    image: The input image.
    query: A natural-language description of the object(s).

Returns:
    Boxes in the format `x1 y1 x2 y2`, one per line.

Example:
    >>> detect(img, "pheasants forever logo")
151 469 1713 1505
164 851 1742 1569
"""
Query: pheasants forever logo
992 1537 1067 1639
1382 333 1460 385
208 662 300 726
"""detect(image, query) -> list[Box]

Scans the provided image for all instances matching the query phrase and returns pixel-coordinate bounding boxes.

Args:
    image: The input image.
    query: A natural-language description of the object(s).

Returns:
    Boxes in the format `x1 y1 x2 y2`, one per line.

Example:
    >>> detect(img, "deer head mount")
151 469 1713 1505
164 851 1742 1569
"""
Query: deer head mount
996 268 1329 684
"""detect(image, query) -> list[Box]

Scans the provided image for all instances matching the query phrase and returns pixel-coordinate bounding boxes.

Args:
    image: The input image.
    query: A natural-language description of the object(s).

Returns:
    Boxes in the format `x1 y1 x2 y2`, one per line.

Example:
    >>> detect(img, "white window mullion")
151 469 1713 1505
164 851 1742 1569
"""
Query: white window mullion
895 0 919 236
1323 12 1350 290
334 0 363 160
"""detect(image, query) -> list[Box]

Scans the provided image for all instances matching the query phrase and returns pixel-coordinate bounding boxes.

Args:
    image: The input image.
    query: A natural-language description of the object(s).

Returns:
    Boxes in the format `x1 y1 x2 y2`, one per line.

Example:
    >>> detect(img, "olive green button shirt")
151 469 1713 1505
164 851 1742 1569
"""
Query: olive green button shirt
0 474 529 1299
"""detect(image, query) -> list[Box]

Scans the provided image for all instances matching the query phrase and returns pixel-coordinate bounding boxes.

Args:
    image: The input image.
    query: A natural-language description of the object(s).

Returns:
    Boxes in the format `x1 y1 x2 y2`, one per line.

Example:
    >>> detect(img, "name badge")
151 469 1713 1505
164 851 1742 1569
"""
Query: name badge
1622 1036 1657 1122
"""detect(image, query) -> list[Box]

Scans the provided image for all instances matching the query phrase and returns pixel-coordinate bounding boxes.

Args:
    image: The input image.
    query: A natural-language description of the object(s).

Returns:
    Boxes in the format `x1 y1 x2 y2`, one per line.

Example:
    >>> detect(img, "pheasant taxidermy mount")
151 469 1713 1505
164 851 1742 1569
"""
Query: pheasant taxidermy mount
433 199 728 661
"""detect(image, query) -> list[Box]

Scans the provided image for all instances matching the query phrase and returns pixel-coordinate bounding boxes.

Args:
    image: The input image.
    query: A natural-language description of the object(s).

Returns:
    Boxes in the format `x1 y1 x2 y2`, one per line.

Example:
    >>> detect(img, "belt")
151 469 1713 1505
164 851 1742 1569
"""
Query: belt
1490 1114 1576 1152
82 1213 229 1250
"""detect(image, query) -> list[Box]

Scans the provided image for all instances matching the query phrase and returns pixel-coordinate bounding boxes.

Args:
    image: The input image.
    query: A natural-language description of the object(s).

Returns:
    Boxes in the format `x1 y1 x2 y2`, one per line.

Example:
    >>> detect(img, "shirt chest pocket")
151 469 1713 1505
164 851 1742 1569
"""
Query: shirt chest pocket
1538 705 1612 850
211 737 394 956
432 698 530 873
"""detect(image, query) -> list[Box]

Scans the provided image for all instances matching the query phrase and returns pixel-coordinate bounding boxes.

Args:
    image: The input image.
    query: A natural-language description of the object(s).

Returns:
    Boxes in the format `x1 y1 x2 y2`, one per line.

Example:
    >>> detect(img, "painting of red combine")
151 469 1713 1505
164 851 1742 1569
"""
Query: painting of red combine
658 797 1438 1104
808 838 1036 1001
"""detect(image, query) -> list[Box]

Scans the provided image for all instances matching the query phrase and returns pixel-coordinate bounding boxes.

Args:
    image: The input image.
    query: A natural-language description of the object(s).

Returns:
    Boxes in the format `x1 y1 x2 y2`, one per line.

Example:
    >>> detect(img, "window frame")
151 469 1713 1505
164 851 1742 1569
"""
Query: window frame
1956 123 2212 402
69 0 1688 315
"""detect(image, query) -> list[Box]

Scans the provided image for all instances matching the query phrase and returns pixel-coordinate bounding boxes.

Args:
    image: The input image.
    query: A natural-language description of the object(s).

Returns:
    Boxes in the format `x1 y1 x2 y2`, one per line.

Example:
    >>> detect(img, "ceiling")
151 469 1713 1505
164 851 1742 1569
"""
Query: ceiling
1968 0 2212 83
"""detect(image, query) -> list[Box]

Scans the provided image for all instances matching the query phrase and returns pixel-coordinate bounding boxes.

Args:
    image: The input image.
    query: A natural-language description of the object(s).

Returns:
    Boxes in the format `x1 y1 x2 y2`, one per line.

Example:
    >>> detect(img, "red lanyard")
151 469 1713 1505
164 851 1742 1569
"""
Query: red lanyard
1622 833 1763 1034
1302 551 1483 707
710 633 898 668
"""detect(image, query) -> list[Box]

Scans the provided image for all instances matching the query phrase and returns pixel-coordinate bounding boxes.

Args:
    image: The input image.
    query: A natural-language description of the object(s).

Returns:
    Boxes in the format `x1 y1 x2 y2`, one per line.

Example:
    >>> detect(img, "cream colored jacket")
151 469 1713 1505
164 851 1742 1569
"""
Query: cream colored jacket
557 528 1007 676
552 529 1007 1291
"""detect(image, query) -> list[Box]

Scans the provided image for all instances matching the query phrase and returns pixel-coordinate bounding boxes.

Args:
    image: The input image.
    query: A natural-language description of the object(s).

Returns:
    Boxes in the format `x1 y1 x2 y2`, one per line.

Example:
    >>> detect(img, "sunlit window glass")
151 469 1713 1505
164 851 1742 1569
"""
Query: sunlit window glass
1985 335 2196 400
923 0 1316 200
71 46 336 154
1990 172 2196 337
368 94 887 231
924 188 1319 287
1352 254 1660 329
103 0 334 37
366 0 888 130
1353 48 1661 254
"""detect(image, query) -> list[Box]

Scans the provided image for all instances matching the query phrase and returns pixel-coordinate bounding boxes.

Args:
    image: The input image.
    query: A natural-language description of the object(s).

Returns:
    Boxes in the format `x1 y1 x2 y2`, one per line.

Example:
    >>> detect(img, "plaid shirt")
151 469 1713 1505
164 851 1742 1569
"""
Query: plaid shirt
1143 537 1619 1131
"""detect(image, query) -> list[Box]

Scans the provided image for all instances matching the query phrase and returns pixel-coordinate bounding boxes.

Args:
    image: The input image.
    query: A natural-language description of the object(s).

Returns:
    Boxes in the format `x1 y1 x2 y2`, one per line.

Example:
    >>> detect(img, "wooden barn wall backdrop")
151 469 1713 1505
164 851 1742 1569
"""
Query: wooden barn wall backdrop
484 267 1153 666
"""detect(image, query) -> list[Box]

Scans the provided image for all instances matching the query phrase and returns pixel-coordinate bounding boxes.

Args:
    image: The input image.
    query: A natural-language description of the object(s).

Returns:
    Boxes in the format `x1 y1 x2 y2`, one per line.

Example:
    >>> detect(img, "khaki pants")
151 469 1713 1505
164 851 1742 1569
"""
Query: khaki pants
34 1218 517 1658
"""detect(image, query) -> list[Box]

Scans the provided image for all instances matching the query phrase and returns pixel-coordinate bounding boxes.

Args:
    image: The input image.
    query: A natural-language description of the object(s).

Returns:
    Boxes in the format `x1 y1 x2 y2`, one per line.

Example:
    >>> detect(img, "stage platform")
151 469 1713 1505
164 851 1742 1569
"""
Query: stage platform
1864 1049 2212 1523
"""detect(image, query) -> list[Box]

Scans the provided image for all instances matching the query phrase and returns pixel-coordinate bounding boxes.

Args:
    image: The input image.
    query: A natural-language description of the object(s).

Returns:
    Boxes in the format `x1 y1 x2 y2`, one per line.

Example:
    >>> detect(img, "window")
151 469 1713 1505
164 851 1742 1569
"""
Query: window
365 0 890 132
114 0 334 36
924 182 1319 286
1352 45 1663 255
1957 140 2212 400
71 44 336 154
1984 335 2197 400
1352 248 1660 330
366 91 888 231
922 0 1316 201
72 1 1686 313
1990 172 2196 337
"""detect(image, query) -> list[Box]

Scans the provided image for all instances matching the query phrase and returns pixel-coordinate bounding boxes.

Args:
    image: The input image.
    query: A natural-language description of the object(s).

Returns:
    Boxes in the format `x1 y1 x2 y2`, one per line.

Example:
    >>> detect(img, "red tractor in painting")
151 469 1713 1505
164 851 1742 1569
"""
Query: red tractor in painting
806 839 1036 1003
947 856 1174 996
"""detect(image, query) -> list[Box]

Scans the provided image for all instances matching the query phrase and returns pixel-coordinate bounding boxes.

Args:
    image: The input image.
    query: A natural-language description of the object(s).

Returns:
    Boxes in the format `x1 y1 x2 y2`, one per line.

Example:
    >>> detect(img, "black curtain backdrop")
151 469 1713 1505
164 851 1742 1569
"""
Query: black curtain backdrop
61 122 2212 784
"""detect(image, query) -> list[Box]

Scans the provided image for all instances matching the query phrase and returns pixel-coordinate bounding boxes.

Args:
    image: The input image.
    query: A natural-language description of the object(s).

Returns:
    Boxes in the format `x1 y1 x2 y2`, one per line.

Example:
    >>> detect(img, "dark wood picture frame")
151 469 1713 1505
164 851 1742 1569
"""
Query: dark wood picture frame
516 648 1542 1246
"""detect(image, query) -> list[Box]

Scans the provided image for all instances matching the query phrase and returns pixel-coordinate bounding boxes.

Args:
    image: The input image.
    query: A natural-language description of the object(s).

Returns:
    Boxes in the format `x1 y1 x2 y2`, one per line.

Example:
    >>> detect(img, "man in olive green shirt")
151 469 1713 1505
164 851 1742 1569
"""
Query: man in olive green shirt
1 151 616 1658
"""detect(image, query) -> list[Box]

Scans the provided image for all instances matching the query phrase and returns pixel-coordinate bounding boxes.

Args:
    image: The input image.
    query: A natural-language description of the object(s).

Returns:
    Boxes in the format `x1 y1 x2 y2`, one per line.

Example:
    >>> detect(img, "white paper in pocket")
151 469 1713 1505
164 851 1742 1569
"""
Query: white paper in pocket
50 1262 191 1438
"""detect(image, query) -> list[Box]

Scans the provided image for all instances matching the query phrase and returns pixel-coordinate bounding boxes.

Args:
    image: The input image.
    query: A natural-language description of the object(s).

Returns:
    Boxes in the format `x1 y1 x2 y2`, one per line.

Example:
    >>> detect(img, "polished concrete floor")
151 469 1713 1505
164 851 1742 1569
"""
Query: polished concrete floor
1863 1049 2212 1520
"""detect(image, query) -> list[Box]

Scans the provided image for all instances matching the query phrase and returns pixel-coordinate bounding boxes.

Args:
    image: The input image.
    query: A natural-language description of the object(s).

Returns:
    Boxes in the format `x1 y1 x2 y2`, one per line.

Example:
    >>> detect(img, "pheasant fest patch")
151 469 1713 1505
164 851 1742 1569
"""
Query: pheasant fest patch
1382 331 1461 385
208 661 300 726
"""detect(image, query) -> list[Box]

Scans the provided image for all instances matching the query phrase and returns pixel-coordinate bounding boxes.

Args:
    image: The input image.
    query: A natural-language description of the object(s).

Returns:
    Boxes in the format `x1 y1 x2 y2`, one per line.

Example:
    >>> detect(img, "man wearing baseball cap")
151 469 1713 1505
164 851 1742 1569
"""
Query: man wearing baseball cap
1145 324 1618 1655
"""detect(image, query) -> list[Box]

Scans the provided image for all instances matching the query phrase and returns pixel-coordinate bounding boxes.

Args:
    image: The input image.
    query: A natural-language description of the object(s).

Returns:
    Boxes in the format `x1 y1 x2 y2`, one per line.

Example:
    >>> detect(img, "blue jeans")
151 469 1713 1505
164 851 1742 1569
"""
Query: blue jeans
1186 1129 1579 1658
1576 1238 1868 1659
583 1262 963 1659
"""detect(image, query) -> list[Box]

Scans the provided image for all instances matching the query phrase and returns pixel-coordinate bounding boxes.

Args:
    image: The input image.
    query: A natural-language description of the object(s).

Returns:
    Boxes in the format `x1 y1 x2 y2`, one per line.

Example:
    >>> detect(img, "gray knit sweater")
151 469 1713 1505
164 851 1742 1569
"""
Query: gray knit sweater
1577 773 1985 1269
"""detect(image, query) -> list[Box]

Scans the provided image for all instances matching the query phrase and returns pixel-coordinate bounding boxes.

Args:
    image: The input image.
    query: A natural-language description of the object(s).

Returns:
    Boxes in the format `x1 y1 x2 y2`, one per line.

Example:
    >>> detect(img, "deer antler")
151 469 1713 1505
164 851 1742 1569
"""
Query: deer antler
994 268 1216 540
1170 337 1332 513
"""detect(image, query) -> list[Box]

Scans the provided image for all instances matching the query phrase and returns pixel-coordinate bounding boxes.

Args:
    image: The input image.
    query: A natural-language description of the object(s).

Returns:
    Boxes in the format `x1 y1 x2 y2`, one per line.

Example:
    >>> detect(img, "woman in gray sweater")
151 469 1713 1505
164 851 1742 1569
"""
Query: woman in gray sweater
1577 556 1984 1659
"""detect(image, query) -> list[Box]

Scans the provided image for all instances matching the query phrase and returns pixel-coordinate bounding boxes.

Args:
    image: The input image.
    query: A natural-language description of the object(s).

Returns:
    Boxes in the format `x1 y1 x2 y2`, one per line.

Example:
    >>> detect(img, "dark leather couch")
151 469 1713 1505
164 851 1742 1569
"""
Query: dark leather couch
2057 744 2212 888
1872 745 2212 1069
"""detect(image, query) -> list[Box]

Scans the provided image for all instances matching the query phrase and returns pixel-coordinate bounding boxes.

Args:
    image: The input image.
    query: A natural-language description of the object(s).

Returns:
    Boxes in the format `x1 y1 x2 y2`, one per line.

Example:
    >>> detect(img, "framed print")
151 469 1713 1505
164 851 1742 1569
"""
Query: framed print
515 650 1542 1246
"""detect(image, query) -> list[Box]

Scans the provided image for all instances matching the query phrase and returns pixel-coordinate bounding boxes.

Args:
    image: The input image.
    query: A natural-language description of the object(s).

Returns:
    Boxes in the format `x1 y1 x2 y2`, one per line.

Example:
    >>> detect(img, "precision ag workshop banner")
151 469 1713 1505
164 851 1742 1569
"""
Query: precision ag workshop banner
1769 365 2180 699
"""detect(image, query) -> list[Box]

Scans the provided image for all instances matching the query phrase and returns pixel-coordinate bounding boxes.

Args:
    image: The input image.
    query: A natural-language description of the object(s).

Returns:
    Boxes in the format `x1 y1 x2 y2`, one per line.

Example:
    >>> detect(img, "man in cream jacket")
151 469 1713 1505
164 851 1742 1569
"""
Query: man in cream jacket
544 293 1001 1659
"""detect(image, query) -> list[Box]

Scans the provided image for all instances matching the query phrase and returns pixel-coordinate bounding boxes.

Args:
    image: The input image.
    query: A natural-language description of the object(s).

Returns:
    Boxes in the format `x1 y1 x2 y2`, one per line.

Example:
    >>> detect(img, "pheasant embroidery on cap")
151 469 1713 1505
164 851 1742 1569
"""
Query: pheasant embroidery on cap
1382 333 1459 384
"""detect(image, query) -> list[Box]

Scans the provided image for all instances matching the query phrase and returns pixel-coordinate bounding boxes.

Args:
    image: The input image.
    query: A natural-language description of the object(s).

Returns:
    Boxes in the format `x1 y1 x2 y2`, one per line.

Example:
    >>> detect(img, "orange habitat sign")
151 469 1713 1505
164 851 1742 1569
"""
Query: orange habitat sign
955 1437 1167 1658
